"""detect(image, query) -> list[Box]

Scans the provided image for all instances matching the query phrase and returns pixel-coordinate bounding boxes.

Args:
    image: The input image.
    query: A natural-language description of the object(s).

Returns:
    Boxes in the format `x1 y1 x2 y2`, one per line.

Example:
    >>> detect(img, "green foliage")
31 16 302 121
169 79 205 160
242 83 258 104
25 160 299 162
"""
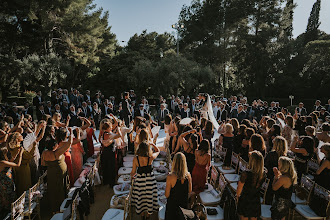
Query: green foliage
17 53 71 95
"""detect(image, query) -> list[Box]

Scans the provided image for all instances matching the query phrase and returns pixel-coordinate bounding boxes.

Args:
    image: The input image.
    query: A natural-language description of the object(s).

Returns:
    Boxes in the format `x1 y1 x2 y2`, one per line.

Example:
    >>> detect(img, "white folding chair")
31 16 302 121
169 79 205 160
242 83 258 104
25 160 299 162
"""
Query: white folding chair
205 166 219 192
260 179 271 220
11 191 26 220
292 174 315 205
51 194 79 220
224 158 248 183
306 159 319 180
24 181 41 220
200 174 226 206
294 184 330 220
217 152 239 174
102 192 131 220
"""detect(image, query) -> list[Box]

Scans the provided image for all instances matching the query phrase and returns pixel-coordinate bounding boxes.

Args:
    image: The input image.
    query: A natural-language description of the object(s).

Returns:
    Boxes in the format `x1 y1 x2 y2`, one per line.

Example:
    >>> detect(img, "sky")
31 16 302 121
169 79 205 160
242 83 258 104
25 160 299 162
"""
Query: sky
93 0 330 46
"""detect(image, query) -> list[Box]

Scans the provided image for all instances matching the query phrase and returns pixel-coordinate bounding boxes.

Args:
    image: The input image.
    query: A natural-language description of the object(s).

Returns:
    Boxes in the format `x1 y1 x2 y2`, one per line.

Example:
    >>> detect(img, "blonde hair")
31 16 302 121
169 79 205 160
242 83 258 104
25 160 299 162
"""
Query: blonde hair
273 136 288 157
278 156 297 184
172 152 189 180
305 126 315 136
224 123 233 134
249 150 264 182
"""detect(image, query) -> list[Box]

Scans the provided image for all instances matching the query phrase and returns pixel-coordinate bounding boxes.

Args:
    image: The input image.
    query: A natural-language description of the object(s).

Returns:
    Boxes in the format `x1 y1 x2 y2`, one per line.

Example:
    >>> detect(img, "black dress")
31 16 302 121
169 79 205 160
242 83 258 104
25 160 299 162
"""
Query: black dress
294 144 313 181
221 134 234 167
165 177 189 220
264 151 279 204
100 132 116 186
184 149 195 174
271 185 294 220
314 158 330 190
237 171 265 218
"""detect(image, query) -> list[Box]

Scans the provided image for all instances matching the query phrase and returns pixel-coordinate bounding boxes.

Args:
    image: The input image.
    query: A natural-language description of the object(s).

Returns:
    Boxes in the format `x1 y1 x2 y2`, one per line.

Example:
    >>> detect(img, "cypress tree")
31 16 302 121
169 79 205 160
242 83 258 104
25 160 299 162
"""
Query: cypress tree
305 0 321 44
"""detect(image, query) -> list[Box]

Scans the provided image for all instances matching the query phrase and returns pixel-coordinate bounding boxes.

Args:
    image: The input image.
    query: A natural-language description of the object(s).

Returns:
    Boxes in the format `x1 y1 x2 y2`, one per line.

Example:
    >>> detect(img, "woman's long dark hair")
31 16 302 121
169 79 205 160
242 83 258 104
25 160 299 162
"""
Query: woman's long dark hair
199 139 210 156
190 134 198 151
204 120 214 136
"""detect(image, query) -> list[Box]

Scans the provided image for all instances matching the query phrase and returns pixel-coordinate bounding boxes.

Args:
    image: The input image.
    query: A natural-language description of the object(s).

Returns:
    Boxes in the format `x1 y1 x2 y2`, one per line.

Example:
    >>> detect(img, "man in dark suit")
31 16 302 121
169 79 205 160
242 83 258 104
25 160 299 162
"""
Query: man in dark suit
78 101 92 118
157 104 169 128
135 104 148 119
44 101 53 116
325 99 330 112
22 102 34 117
122 92 132 126
181 103 191 119
36 105 46 121
61 100 70 119
175 103 183 116
84 90 91 102
69 105 79 127
33 91 44 107
54 104 63 119
217 103 228 122
313 100 323 112
69 89 79 107
296 102 307 116
237 104 247 123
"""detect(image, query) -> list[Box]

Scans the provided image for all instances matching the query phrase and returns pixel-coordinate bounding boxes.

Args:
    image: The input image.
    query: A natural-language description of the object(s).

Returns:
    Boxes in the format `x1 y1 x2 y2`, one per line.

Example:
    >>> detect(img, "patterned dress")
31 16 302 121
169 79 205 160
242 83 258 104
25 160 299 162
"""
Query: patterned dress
131 156 159 215
0 167 16 219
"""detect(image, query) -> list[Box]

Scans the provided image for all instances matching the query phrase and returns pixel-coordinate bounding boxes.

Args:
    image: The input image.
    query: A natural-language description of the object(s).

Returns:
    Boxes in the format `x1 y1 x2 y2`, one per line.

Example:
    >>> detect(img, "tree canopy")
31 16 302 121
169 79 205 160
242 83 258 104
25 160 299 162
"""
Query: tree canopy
0 0 329 101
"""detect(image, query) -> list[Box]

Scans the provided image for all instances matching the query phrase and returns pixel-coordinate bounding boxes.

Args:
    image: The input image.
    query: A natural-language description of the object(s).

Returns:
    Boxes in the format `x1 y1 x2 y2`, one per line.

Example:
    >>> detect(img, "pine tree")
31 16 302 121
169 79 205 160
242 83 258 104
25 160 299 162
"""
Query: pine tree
305 0 321 44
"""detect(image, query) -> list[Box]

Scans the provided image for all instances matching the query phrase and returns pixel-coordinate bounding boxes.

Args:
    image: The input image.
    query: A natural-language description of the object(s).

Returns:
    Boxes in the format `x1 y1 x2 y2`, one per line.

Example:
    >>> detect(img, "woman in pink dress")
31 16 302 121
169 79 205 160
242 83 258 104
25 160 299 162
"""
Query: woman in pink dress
192 139 211 193
86 126 97 157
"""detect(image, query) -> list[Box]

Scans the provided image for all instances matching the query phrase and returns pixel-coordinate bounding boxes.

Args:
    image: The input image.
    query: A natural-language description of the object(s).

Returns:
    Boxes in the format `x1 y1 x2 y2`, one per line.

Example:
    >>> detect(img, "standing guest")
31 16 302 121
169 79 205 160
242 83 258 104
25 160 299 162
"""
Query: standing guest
313 100 322 112
86 124 97 157
136 104 148 119
271 157 297 220
44 101 53 117
70 128 83 182
100 121 121 187
237 104 247 123
218 123 234 169
56 127 75 186
236 151 265 220
314 143 330 190
192 140 211 194
92 102 101 129
181 103 191 119
36 105 46 122
174 129 198 173
165 152 192 220
316 123 330 143
267 124 281 153
122 92 132 126
282 115 294 147
41 128 72 214
84 90 91 102
250 134 266 156
217 102 228 122
202 120 214 157
290 136 314 181
233 125 247 155
241 127 255 162
0 144 24 219
79 101 91 118
264 136 288 205
157 104 169 129
68 105 79 127
61 100 70 119
296 102 307 116
33 91 44 107
131 141 160 219
305 126 319 159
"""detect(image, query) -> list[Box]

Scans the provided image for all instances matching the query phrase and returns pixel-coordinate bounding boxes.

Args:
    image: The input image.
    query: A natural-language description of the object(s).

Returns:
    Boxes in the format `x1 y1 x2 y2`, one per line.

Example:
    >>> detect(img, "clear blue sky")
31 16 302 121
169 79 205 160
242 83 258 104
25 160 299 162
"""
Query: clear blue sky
93 0 330 45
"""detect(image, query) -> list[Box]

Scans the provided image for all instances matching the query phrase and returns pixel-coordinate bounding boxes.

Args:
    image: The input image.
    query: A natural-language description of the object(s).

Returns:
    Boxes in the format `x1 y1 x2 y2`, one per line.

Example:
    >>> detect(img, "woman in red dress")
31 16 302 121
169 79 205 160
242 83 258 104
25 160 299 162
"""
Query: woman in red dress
192 139 211 194
86 126 97 157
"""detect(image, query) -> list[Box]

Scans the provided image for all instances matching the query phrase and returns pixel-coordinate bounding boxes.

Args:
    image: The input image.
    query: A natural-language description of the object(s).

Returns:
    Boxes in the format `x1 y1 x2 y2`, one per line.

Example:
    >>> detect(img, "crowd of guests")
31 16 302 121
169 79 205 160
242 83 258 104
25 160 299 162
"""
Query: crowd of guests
0 88 329 220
